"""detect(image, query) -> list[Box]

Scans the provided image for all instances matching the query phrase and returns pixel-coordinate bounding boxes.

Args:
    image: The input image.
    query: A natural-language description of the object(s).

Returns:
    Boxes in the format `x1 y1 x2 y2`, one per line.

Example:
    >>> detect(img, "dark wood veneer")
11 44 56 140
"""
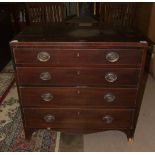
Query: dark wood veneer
19 87 137 108
10 24 148 141
13 48 143 66
16 67 140 86
24 108 134 129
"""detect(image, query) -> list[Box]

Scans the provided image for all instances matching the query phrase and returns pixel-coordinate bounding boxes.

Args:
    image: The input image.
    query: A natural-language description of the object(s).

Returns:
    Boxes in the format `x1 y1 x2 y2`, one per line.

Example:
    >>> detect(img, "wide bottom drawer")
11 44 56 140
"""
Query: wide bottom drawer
24 108 134 129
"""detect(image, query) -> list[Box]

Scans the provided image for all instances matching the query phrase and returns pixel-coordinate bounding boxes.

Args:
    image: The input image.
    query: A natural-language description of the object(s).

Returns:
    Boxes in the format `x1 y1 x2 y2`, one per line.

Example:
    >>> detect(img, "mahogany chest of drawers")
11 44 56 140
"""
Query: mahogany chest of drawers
10 25 148 142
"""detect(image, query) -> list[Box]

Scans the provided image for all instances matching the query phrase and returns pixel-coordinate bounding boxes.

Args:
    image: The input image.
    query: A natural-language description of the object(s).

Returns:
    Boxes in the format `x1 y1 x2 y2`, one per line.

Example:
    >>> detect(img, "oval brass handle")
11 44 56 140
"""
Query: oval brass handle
40 72 51 81
104 93 116 103
43 114 55 123
105 72 117 83
106 52 119 63
37 51 50 62
102 115 114 124
41 93 54 102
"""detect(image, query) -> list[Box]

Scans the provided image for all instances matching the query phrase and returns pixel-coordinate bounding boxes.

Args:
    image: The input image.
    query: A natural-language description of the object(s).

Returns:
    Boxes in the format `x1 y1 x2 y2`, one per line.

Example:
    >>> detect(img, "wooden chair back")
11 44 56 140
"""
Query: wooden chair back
26 3 66 25
99 3 137 27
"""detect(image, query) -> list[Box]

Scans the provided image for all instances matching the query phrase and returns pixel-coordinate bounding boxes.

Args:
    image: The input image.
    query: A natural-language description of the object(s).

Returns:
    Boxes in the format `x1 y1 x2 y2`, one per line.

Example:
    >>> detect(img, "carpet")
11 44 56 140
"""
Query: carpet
0 83 57 151
0 73 15 101
0 61 15 102
1 61 14 73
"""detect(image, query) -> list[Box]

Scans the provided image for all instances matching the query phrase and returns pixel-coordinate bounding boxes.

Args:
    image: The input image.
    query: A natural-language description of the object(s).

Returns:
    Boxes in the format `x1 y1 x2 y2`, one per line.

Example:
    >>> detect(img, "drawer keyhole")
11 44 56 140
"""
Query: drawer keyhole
77 90 80 94
77 111 80 116
76 52 80 57
77 71 80 75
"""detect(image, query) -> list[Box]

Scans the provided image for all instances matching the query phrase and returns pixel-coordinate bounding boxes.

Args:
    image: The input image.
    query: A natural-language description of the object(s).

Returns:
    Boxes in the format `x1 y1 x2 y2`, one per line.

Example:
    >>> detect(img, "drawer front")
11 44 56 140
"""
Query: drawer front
13 48 142 66
16 67 140 86
24 108 134 129
20 87 137 108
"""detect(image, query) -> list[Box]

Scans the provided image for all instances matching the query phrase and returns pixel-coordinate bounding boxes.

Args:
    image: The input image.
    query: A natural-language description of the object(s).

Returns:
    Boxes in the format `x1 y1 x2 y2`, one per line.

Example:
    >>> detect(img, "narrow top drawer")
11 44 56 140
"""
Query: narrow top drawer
13 48 143 66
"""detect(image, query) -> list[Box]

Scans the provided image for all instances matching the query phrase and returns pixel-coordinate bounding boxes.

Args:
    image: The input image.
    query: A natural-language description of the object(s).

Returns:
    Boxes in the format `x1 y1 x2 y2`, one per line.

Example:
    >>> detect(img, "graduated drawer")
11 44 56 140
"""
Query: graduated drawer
16 67 140 86
24 108 134 129
13 48 143 66
20 87 137 108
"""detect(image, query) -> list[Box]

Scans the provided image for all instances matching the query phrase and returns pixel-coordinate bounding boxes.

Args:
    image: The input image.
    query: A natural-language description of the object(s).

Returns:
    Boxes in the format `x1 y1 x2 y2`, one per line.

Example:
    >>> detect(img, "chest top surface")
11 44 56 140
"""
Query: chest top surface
11 24 148 46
